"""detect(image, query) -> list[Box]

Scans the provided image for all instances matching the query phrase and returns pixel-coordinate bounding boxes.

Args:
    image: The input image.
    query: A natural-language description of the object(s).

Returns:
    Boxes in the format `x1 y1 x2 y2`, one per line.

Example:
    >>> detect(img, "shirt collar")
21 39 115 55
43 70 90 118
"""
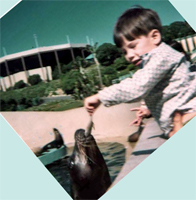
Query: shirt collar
140 42 164 68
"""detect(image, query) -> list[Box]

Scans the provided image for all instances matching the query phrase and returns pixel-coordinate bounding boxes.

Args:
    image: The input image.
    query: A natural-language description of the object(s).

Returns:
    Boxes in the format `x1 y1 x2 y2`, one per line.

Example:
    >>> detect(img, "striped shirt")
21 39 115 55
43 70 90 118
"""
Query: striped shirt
99 42 196 135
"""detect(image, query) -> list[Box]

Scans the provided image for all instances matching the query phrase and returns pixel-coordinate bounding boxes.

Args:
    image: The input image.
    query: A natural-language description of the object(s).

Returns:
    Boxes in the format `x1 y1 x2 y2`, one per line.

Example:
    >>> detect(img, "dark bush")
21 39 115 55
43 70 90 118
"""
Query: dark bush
52 62 73 80
113 57 130 71
14 80 28 89
61 64 72 74
6 86 14 91
96 43 121 66
0 99 6 111
61 71 82 94
28 74 42 85
128 64 138 71
0 80 61 111
102 66 118 86
6 98 17 111
102 66 118 75
52 67 61 80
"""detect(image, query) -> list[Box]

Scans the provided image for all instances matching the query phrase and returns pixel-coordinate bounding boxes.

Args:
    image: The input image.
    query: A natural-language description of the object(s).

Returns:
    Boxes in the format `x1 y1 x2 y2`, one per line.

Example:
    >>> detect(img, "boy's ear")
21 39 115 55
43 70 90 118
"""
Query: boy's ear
150 29 161 45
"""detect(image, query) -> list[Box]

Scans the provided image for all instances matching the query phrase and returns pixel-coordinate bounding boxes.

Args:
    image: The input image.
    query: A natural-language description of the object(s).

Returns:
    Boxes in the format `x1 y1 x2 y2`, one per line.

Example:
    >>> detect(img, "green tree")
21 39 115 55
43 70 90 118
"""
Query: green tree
86 42 103 89
96 43 121 66
102 66 118 86
162 21 195 42
61 70 81 94
113 56 130 71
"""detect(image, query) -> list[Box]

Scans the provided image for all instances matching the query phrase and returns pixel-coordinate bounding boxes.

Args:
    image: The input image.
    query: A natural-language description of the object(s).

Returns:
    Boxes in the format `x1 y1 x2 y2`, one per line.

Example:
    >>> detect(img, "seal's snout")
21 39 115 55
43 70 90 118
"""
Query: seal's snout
85 120 94 137
75 129 86 140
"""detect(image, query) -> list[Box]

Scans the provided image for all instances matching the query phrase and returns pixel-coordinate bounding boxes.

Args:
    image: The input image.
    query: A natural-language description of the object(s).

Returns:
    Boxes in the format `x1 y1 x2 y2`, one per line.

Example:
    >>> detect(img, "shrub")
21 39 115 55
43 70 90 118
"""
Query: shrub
128 64 138 71
28 74 42 85
14 80 28 89
102 66 118 86
102 66 118 75
52 67 61 80
118 69 130 77
61 70 81 94
113 57 130 71
6 98 17 111
96 43 121 66
0 99 6 111
61 63 72 74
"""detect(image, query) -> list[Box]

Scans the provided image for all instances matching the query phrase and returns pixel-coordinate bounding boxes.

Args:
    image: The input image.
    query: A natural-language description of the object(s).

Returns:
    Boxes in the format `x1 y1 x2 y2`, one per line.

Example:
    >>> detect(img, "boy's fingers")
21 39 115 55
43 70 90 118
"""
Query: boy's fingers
86 106 94 112
130 116 143 126
86 108 94 115
136 118 142 126
86 104 94 110
129 118 137 126
129 118 140 126
130 107 140 111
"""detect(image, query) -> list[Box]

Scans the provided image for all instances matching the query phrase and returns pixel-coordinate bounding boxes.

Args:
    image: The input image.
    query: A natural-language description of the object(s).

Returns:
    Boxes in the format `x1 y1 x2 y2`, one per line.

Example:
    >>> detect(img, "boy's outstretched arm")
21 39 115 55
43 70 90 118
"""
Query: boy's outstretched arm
84 94 101 115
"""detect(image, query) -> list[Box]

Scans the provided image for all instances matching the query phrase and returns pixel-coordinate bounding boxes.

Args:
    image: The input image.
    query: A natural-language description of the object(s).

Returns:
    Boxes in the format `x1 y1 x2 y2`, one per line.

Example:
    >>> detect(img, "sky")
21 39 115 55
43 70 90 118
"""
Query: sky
0 0 186 57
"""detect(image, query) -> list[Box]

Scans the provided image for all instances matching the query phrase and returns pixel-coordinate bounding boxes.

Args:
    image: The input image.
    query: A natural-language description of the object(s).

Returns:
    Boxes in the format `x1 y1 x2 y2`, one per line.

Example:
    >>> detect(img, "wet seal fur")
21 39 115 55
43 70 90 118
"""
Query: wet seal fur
68 120 111 200
42 128 64 152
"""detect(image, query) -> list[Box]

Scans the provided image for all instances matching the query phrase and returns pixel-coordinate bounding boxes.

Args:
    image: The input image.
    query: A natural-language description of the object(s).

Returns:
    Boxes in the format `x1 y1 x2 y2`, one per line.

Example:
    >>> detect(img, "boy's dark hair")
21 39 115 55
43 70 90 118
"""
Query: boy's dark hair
114 6 162 48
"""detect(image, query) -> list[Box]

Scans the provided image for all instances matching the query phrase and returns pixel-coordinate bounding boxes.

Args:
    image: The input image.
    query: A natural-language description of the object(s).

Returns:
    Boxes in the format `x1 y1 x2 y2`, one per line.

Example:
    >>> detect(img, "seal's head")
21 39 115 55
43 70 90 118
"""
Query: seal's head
74 128 94 144
71 126 96 169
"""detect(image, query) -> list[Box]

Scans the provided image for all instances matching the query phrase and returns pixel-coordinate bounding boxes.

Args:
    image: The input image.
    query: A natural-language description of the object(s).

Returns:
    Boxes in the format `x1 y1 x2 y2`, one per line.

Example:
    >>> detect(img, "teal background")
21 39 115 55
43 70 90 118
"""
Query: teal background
0 0 189 57
0 0 196 199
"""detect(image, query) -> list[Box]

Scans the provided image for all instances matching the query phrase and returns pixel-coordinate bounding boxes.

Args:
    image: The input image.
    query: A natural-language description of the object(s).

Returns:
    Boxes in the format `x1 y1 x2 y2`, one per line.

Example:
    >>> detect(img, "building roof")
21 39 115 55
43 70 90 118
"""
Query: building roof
0 43 87 63
0 43 90 77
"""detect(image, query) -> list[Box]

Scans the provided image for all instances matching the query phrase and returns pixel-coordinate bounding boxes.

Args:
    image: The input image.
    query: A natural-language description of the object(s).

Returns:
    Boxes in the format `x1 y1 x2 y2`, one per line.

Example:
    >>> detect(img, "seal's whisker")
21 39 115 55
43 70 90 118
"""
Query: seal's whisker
76 139 97 148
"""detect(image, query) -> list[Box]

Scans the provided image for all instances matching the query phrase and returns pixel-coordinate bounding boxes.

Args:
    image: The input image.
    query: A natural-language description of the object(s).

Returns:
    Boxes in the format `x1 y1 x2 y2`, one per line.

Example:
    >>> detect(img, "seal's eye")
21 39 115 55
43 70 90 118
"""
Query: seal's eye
87 159 92 165
69 160 75 169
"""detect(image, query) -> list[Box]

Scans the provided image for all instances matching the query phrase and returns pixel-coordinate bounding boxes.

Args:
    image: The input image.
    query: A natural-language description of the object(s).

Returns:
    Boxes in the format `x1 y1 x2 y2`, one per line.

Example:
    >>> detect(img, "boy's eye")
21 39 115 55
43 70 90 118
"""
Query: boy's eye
128 44 136 49
121 49 126 55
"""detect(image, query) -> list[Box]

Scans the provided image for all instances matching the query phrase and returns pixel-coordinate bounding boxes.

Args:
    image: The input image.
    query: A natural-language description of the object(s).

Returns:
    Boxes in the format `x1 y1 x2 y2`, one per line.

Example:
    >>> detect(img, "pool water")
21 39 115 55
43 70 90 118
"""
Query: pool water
46 142 126 196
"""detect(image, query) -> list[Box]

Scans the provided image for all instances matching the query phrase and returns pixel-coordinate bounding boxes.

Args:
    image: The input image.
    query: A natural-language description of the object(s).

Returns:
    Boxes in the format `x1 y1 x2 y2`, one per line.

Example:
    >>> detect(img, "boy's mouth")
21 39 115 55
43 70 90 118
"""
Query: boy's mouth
132 59 141 66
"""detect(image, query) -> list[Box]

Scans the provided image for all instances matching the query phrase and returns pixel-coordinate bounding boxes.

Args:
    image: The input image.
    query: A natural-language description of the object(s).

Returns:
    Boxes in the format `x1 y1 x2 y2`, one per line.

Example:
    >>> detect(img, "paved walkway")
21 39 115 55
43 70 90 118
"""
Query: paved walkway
112 118 167 187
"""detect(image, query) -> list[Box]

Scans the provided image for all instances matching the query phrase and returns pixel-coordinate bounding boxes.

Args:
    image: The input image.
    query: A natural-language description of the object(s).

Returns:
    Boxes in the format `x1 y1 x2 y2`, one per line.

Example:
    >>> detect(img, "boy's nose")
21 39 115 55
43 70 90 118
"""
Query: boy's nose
125 53 134 62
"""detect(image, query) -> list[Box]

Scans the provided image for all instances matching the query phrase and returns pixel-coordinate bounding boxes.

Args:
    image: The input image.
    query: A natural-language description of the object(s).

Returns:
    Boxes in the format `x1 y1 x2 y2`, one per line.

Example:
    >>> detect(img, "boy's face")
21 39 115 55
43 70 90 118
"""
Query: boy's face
121 31 160 66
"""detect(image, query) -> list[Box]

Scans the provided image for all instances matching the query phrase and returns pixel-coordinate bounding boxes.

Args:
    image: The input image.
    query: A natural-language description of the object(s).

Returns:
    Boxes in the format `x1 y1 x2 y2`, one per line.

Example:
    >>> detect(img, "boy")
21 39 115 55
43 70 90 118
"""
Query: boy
84 6 196 138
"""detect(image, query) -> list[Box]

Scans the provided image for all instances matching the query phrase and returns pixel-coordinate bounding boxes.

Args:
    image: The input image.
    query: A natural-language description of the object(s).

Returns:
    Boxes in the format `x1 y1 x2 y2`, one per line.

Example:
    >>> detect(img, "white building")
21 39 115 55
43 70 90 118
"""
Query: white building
0 43 89 91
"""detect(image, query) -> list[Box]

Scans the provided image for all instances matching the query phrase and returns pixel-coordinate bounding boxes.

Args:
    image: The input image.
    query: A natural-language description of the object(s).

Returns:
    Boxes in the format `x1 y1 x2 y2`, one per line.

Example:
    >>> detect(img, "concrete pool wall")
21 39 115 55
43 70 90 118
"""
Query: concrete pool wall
1 103 140 154
1 102 168 189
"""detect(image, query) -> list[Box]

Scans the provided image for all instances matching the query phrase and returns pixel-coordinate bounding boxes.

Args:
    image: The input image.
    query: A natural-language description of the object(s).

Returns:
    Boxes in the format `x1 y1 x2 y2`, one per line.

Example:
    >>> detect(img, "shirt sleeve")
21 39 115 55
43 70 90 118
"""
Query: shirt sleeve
98 47 184 107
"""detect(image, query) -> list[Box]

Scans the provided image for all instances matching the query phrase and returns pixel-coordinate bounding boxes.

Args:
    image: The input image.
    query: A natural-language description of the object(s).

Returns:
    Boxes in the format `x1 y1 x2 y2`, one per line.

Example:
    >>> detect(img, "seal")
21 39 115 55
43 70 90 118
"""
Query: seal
42 128 64 151
68 119 111 200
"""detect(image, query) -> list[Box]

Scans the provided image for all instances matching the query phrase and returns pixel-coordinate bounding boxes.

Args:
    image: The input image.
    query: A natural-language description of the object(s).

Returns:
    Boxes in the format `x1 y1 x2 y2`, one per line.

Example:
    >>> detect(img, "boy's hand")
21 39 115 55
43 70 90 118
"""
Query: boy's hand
129 116 143 126
129 107 151 126
130 107 151 118
84 94 101 116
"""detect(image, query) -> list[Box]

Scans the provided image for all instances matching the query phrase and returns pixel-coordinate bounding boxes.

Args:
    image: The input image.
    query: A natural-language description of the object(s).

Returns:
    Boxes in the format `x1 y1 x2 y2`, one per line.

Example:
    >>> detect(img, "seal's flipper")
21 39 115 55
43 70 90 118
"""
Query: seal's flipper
53 128 60 135
52 128 65 147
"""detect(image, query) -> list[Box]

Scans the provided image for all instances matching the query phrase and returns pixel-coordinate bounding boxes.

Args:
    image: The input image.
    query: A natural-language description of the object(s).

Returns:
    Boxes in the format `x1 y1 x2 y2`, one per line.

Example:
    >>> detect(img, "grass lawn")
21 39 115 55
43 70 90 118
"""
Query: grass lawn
24 99 84 111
